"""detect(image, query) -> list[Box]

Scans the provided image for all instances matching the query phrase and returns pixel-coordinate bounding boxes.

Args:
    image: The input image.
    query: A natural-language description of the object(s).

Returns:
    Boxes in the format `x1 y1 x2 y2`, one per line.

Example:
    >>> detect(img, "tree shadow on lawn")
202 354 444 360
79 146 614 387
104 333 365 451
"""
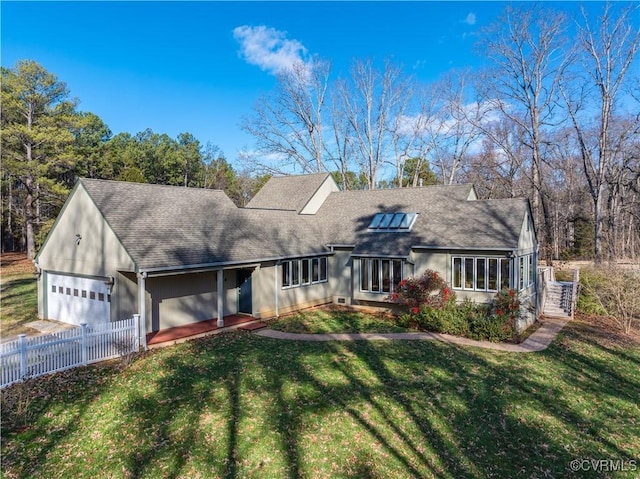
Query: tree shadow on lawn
8 321 636 479
0 361 124 478
245 328 639 478
112 324 640 479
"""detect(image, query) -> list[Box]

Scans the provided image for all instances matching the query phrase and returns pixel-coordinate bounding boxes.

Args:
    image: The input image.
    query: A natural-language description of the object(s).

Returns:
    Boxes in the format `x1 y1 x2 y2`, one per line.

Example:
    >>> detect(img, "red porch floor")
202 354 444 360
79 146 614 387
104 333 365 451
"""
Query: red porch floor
146 315 256 345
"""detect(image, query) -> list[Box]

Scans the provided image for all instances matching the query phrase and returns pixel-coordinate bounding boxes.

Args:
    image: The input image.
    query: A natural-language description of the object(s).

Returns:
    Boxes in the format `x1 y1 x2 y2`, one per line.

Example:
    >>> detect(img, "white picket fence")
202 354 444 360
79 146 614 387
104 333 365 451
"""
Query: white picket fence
0 315 140 388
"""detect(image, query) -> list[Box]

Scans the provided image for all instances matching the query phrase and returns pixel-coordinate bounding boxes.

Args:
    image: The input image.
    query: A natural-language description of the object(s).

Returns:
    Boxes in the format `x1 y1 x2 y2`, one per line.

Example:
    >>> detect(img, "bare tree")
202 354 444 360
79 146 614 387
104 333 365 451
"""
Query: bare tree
429 70 482 185
338 58 413 189
241 59 331 174
559 4 640 263
478 4 570 260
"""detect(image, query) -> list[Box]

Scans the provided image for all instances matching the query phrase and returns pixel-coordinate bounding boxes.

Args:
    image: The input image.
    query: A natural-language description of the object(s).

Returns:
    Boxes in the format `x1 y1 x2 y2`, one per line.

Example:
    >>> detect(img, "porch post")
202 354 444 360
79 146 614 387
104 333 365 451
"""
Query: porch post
137 272 148 349
217 269 224 327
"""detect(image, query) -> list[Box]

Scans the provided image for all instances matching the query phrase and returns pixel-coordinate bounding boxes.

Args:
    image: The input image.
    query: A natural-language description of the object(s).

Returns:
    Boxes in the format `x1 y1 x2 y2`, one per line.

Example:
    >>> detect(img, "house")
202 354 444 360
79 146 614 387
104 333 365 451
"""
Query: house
35 173 538 343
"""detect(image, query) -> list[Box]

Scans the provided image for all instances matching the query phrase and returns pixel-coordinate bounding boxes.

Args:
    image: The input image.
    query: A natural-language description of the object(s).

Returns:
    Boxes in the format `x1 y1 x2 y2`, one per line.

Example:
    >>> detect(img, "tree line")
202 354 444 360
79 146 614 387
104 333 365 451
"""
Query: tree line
2 3 638 264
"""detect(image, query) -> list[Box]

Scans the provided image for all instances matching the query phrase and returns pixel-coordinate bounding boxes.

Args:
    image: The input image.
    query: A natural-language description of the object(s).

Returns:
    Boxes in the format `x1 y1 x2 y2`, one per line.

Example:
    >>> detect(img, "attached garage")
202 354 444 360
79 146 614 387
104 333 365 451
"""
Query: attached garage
46 273 111 326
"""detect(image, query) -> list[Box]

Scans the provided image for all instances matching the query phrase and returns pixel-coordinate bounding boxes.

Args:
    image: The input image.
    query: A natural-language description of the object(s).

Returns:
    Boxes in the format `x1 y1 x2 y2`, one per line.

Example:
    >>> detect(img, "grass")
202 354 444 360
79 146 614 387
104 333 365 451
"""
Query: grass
1 253 39 337
2 318 639 478
267 306 416 334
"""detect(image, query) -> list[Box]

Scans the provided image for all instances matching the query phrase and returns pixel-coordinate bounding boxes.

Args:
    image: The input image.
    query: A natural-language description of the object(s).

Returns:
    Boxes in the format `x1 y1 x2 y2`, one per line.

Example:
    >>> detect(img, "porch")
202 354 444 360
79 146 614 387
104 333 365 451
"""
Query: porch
146 314 261 346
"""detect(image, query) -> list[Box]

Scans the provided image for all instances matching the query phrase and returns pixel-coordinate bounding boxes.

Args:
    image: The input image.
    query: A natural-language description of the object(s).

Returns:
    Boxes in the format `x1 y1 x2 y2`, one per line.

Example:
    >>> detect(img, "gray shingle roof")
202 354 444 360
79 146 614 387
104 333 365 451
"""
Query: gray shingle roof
79 177 529 272
245 172 332 212
312 184 527 256
81 178 328 271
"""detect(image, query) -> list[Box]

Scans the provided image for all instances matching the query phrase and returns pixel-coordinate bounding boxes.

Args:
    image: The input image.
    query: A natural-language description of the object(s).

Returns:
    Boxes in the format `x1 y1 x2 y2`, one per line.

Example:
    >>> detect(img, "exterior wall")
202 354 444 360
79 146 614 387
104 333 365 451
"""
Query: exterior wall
117 272 139 323
36 183 135 320
329 249 353 304
147 271 217 331
254 261 332 318
223 269 238 316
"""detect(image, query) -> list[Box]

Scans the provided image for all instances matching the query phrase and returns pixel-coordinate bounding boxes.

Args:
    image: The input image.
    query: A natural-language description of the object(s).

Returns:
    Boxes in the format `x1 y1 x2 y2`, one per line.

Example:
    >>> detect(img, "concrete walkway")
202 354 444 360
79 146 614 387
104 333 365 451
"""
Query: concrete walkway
255 316 571 353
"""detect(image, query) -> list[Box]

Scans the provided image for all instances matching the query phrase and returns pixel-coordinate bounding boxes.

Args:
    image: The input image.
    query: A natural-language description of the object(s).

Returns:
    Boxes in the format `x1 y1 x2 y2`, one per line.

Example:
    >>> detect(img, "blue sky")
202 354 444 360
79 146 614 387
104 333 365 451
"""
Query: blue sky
1 1 620 166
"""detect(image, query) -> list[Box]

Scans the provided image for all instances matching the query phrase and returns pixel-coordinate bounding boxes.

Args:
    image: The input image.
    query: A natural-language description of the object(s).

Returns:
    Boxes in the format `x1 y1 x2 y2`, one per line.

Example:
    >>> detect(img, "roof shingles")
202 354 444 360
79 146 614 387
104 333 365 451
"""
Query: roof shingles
80 177 528 271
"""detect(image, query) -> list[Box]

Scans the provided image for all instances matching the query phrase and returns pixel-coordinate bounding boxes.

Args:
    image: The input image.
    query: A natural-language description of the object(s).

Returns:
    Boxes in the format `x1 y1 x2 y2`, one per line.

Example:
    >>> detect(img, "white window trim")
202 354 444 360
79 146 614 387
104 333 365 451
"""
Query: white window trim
359 258 404 294
452 256 512 292
282 257 328 289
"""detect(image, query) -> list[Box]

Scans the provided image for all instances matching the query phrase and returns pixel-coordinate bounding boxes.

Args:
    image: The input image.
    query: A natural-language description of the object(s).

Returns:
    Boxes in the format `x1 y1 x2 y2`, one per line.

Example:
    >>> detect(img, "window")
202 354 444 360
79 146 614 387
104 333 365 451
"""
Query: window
518 254 534 291
452 256 512 291
302 260 310 285
320 257 327 281
368 213 417 232
51 285 56 293
282 257 329 289
360 258 405 294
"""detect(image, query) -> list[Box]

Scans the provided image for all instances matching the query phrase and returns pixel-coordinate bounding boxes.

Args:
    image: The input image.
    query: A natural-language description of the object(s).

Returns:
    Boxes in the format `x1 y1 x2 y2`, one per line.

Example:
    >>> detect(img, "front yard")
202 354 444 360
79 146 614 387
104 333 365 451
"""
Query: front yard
2 317 639 478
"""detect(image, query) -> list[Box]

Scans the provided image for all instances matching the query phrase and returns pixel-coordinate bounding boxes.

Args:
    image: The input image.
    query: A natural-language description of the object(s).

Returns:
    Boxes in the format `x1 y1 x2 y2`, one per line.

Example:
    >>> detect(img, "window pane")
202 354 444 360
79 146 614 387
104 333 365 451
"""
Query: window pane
389 213 404 228
302 259 310 284
320 257 327 281
361 259 369 291
282 262 290 287
400 213 415 229
382 260 391 293
488 258 498 290
292 260 300 286
312 258 319 282
500 259 510 290
476 258 486 290
392 260 402 288
369 213 384 228
453 258 462 288
528 255 534 286
464 258 475 289
519 257 525 290
371 259 380 291
379 214 393 228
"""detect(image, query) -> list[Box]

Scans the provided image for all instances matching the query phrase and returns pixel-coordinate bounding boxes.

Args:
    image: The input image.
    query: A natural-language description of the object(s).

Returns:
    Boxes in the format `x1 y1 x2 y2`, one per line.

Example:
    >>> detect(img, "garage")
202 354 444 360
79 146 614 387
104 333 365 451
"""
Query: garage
46 273 110 326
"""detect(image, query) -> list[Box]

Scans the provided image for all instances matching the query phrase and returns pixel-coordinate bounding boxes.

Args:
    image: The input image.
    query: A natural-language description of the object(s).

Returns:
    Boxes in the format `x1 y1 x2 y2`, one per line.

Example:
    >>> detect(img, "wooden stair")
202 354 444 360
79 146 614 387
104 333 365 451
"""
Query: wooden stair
543 281 574 318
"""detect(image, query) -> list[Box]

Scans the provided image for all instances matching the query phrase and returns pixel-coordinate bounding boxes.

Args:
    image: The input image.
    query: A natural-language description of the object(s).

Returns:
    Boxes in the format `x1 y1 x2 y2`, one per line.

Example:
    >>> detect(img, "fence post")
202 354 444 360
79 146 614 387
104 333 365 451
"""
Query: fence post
18 334 27 379
80 323 88 365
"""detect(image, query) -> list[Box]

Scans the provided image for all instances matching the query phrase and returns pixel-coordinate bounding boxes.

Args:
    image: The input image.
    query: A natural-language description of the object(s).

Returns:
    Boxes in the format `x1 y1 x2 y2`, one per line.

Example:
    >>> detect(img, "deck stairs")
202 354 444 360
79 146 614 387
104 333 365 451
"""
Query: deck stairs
543 281 575 318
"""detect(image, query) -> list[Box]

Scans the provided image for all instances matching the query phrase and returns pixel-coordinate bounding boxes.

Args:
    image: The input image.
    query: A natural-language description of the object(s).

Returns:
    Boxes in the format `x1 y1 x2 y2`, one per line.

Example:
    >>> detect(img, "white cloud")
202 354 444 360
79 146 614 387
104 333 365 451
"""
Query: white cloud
464 12 476 26
233 25 308 75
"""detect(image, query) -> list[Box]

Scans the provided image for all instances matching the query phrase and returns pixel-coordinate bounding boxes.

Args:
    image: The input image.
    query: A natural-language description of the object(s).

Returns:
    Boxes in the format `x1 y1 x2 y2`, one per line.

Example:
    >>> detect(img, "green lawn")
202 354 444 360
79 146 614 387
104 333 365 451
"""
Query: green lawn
0 254 39 337
2 318 639 478
268 307 415 334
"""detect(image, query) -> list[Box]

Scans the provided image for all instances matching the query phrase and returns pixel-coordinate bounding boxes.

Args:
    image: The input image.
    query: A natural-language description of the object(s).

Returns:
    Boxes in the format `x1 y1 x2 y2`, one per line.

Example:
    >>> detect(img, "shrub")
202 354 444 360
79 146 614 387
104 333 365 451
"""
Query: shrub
388 269 455 311
403 290 518 342
579 266 639 334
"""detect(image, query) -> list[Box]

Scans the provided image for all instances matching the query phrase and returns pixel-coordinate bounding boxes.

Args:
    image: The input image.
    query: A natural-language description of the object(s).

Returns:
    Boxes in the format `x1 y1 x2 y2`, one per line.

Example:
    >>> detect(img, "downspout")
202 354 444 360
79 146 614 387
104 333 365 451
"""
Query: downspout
138 272 148 350
274 261 280 318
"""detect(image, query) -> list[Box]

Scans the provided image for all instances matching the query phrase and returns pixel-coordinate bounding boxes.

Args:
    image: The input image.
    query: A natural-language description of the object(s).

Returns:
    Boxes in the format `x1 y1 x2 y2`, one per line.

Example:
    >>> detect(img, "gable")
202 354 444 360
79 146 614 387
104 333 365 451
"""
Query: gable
36 182 135 276
245 173 337 213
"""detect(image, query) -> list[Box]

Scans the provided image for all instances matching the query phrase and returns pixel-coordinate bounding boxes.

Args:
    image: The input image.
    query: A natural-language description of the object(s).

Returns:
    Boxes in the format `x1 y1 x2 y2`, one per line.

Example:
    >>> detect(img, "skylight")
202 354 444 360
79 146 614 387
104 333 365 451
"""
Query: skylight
368 213 417 231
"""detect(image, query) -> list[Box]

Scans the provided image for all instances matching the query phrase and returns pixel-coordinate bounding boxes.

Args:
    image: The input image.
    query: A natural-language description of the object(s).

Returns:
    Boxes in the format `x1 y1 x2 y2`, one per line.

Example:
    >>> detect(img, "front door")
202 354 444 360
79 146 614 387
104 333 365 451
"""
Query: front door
238 269 253 315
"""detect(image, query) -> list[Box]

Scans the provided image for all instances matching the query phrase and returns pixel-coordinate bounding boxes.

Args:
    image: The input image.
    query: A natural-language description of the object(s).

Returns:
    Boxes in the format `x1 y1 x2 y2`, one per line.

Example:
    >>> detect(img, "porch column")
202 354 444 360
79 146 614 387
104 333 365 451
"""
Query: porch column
217 269 224 327
137 272 148 350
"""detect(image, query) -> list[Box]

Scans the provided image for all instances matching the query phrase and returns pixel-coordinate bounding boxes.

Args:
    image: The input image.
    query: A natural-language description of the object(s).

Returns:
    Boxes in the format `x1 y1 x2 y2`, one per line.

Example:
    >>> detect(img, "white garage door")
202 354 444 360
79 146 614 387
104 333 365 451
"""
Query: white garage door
47 273 110 326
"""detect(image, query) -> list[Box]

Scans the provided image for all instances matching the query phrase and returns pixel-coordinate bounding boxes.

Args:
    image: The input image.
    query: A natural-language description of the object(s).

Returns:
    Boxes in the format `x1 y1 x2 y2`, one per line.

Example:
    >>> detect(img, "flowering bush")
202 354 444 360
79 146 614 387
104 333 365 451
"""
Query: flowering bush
489 289 521 339
387 269 455 311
